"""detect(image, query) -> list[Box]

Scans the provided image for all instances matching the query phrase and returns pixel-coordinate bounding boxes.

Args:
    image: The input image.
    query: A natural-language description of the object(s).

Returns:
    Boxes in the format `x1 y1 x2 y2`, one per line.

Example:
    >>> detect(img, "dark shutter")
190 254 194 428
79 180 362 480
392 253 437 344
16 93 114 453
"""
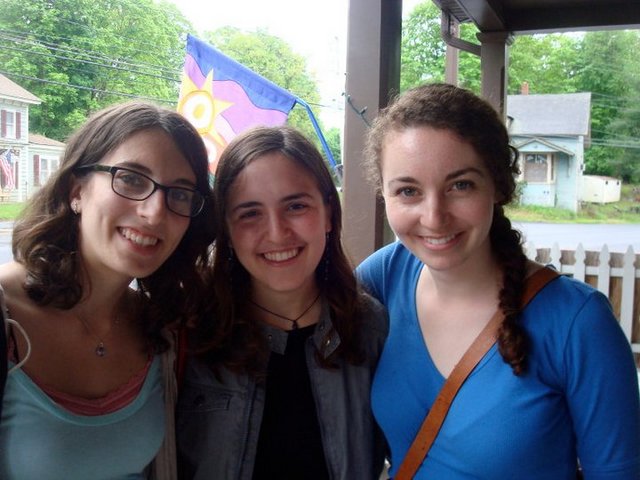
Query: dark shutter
33 154 40 187
1 110 6 138
15 112 21 139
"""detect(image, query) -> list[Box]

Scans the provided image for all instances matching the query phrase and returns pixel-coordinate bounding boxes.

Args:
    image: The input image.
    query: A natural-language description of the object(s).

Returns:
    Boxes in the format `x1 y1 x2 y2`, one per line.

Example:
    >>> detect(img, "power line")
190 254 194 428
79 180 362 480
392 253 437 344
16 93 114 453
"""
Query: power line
0 29 182 78
0 70 176 105
0 30 343 110
592 92 640 102
592 129 640 141
589 139 640 150
0 42 181 83
0 41 346 114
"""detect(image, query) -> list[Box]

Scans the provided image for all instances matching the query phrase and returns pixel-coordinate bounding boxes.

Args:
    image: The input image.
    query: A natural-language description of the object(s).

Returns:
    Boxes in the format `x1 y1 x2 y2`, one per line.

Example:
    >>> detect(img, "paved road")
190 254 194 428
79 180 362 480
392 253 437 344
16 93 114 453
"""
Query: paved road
0 221 11 264
513 222 640 254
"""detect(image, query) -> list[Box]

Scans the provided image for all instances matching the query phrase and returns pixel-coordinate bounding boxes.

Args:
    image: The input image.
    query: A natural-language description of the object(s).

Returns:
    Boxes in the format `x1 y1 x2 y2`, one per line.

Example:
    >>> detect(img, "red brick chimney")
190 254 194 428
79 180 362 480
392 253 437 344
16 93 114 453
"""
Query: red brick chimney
521 82 529 95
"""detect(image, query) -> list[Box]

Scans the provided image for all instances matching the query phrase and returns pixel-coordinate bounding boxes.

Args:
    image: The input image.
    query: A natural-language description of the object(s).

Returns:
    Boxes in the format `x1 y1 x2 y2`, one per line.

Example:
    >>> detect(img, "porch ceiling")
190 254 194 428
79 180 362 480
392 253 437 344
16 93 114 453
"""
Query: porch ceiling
432 0 640 34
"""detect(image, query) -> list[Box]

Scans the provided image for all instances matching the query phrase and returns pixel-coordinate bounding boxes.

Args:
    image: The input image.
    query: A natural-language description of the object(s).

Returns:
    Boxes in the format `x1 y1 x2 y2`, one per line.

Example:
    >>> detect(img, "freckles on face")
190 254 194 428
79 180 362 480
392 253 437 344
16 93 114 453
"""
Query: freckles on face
379 126 498 271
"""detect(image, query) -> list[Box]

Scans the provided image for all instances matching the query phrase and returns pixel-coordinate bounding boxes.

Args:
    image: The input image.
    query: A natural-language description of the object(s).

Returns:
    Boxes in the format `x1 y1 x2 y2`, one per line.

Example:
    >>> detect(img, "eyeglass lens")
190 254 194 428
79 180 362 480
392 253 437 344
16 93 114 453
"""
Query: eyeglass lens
112 169 202 217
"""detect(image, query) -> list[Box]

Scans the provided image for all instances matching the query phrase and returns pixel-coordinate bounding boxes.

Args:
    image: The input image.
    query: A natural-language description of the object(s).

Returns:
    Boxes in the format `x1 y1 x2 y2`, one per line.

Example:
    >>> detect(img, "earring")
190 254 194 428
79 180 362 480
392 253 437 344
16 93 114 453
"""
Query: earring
71 200 79 215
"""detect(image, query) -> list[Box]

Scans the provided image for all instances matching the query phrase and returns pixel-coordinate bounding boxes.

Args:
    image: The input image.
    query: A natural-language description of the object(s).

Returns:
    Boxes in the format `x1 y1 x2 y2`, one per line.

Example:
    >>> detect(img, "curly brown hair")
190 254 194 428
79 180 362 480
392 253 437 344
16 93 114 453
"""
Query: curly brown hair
12 101 215 352
364 83 529 375
195 125 366 376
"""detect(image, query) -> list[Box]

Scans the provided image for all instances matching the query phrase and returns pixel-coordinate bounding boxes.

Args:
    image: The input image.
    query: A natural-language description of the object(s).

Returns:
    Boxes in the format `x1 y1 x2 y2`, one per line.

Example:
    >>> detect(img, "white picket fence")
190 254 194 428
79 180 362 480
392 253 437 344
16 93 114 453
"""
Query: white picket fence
524 243 640 363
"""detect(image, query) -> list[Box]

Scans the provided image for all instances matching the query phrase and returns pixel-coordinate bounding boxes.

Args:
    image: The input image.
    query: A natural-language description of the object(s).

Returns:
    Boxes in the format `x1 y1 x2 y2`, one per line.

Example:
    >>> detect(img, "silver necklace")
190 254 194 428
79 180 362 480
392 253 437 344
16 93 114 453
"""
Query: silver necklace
76 314 117 357
249 293 321 330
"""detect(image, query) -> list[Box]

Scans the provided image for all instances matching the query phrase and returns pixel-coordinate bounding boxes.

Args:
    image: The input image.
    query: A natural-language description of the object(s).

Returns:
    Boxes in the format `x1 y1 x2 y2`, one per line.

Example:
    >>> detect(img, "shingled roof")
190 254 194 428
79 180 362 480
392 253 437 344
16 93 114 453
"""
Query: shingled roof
30 133 65 148
507 92 591 137
0 74 41 104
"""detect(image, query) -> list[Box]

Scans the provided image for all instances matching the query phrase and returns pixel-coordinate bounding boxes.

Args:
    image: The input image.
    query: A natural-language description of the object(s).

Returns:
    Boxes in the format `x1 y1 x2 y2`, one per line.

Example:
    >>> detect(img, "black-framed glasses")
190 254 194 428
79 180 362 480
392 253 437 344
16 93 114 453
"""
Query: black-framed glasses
75 164 205 218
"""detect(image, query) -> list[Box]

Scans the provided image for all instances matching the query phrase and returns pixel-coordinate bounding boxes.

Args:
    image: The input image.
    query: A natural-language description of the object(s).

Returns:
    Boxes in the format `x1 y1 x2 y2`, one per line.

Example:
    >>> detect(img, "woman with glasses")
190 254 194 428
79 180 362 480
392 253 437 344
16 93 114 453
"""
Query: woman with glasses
0 101 214 479
176 126 388 479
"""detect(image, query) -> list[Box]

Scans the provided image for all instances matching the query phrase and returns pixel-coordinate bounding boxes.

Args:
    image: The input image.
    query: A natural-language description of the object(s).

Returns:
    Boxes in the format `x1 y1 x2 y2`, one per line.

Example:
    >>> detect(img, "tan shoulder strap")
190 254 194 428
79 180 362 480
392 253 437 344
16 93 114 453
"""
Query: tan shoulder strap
394 266 559 479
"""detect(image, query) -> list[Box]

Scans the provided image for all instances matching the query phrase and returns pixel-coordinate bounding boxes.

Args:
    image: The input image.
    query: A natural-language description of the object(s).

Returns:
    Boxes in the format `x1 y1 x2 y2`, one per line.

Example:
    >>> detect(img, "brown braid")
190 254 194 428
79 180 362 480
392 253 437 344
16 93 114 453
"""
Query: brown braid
491 206 529 375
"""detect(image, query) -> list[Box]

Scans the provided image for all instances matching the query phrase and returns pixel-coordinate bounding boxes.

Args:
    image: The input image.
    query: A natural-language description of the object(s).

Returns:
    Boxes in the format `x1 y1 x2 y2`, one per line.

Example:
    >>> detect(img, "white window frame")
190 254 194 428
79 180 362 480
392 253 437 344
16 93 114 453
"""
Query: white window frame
522 152 554 183
4 110 16 139
39 156 59 185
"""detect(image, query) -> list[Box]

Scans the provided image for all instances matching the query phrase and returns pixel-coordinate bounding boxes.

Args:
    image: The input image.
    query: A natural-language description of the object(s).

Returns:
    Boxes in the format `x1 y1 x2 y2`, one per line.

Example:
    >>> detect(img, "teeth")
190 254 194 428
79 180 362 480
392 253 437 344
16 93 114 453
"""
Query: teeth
263 248 299 262
120 228 158 246
425 234 456 245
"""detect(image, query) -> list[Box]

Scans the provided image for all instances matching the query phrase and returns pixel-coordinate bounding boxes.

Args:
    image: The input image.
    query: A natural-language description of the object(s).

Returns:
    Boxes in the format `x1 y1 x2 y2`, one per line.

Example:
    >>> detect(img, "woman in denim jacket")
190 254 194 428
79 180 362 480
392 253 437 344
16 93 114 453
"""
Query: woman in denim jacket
176 126 388 480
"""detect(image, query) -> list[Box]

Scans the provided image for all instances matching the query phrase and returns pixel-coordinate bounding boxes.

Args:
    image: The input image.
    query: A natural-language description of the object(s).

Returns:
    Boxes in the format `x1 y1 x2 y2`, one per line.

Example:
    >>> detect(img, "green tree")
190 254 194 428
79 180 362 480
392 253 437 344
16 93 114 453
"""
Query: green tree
203 27 321 142
508 34 580 94
325 127 341 165
577 30 640 181
401 1 480 92
0 0 191 140
402 2 582 95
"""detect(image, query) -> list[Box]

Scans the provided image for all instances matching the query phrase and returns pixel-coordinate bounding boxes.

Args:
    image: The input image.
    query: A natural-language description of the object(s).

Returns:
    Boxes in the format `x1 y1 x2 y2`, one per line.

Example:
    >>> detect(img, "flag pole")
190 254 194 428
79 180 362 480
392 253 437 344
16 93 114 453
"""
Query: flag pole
294 98 341 184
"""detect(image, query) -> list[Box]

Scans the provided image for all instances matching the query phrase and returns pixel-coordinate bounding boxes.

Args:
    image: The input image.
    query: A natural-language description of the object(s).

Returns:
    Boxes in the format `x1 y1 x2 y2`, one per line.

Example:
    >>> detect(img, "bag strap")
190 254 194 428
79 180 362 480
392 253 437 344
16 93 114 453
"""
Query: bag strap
395 266 559 480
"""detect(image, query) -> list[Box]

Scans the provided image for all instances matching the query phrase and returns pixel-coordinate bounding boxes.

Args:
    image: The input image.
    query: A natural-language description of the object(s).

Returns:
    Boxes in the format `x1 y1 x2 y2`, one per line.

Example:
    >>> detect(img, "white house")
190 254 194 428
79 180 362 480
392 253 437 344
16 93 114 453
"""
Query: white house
0 74 65 201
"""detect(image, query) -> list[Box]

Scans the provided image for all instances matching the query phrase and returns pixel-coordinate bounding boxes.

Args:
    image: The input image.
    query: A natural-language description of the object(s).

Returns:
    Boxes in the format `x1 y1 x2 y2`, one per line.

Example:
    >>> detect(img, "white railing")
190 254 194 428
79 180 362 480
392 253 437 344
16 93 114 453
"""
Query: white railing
524 243 640 363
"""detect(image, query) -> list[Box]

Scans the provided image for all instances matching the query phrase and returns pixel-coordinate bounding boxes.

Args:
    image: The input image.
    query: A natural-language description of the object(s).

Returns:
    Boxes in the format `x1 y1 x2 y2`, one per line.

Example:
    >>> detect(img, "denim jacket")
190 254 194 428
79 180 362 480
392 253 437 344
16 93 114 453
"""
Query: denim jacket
176 294 388 480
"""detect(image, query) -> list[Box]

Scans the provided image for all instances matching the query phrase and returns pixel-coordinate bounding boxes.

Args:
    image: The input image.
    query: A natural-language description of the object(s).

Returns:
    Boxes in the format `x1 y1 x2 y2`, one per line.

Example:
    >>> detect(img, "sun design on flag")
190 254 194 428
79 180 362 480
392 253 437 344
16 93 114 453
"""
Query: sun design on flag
178 70 233 168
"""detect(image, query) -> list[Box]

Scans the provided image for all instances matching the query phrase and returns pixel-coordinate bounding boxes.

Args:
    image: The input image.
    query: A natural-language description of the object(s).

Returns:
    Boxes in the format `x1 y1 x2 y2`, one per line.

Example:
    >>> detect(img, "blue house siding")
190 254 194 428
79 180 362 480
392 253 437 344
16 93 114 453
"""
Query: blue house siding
521 183 555 207
508 93 591 213
555 153 578 211
512 136 583 212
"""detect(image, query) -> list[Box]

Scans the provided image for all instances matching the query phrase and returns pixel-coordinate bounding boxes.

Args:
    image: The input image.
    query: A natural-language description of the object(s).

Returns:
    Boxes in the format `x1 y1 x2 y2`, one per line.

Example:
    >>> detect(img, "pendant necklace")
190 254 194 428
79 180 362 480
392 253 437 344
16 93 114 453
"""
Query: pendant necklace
76 313 118 357
249 293 321 330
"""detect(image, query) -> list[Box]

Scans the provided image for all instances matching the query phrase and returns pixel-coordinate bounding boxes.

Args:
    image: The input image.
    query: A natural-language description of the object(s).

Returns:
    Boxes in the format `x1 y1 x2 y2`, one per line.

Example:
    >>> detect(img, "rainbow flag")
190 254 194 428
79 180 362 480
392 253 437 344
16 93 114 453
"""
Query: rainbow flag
178 34 297 172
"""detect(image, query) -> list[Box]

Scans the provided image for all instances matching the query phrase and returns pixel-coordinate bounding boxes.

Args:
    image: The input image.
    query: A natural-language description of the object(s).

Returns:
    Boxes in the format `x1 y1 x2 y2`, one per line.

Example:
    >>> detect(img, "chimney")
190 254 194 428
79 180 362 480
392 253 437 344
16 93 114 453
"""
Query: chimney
521 82 529 95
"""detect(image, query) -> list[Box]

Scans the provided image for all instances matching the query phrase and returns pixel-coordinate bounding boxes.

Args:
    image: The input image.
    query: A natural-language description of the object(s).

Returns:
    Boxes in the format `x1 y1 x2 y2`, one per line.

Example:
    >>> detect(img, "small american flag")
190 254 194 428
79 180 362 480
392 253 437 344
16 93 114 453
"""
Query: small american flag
0 150 15 190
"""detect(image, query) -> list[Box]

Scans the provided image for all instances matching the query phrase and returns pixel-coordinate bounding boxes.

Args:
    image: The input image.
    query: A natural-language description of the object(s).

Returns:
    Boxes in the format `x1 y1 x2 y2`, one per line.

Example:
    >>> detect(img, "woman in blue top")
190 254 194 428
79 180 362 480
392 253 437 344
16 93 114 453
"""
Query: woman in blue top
0 101 214 479
357 83 640 479
176 126 388 479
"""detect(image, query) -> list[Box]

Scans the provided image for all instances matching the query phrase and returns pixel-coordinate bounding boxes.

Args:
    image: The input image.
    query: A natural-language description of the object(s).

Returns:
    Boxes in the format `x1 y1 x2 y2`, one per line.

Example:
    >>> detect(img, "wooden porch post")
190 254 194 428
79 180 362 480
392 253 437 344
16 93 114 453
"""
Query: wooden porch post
342 0 401 265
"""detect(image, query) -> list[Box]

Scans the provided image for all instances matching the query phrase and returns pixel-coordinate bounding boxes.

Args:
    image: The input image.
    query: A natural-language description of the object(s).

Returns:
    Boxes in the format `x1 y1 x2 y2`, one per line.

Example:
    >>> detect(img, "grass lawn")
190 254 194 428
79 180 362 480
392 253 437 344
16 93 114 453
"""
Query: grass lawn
0 203 25 221
506 183 640 224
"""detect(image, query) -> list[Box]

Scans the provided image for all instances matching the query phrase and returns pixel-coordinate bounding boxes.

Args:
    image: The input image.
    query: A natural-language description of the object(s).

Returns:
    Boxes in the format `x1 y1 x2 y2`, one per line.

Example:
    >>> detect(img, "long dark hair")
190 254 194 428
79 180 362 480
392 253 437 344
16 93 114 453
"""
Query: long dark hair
365 83 529 375
12 101 215 352
196 125 364 376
